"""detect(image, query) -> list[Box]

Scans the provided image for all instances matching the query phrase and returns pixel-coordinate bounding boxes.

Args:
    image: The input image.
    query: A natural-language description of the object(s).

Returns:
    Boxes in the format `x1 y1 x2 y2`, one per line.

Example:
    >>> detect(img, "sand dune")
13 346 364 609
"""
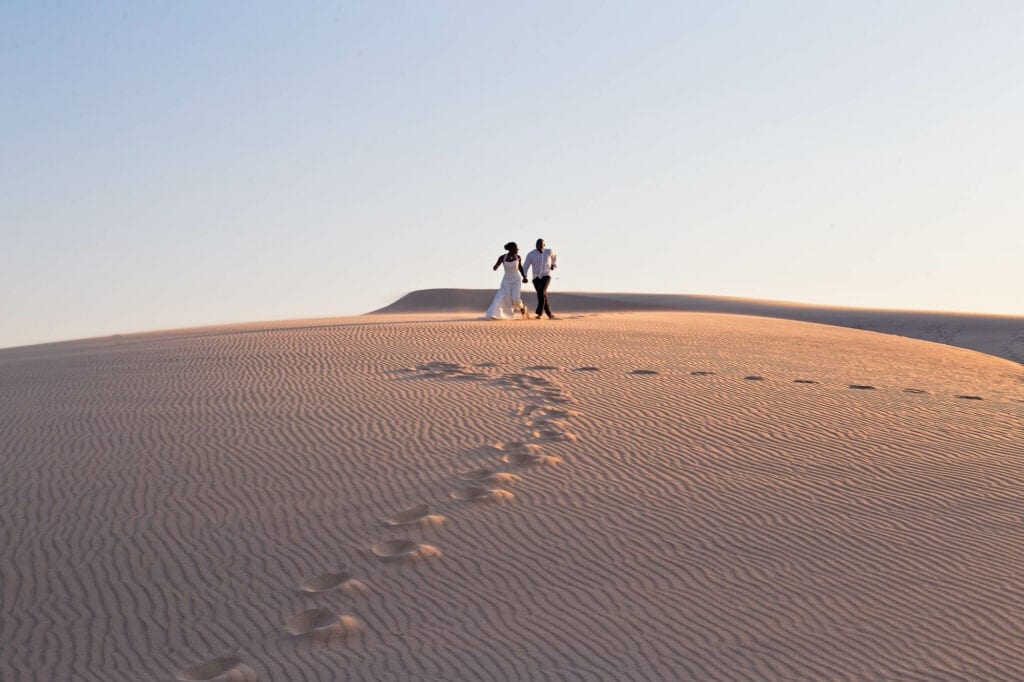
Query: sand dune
2 312 1023 680
375 289 1024 363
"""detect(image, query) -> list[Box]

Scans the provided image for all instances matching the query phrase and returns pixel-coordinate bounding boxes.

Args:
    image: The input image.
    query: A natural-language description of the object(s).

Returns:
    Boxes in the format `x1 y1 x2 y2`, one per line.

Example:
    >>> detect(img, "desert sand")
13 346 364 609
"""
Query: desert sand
376 289 1024 364
2 309 1023 680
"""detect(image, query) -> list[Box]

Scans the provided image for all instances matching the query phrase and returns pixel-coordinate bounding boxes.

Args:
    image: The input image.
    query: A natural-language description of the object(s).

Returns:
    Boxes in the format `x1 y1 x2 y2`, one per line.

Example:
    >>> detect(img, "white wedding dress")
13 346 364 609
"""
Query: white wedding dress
485 258 525 319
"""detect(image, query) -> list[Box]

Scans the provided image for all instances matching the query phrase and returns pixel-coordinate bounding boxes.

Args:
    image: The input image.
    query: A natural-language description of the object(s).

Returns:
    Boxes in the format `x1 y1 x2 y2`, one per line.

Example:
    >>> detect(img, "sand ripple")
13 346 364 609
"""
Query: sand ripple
176 657 257 681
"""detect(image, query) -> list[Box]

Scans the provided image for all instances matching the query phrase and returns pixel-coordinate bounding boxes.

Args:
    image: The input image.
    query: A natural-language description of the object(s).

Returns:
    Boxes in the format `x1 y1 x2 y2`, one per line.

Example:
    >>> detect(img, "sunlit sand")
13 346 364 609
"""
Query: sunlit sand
2 303 1022 679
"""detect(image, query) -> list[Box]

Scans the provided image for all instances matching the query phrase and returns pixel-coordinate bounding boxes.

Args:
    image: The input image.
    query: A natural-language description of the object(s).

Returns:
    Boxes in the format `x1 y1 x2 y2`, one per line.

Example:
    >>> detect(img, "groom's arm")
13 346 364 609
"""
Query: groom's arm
550 251 557 270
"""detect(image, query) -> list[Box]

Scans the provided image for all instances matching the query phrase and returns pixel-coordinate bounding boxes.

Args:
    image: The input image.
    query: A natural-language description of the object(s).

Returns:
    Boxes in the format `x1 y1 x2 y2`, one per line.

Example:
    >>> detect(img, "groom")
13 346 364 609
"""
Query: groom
523 238 557 319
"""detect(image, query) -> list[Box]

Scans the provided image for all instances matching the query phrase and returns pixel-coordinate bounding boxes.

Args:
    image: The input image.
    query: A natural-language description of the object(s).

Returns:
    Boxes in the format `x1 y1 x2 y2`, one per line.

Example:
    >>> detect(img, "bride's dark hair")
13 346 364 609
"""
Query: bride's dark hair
504 242 517 251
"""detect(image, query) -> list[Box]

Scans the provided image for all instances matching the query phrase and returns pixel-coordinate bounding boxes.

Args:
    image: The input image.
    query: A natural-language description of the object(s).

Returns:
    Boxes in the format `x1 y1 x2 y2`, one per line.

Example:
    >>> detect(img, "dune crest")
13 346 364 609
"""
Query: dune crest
373 288 1024 363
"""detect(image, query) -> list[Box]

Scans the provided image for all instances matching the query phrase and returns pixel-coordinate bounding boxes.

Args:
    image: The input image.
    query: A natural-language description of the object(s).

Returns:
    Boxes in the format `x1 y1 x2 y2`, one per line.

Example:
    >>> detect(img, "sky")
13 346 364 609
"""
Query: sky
2 1 1022 349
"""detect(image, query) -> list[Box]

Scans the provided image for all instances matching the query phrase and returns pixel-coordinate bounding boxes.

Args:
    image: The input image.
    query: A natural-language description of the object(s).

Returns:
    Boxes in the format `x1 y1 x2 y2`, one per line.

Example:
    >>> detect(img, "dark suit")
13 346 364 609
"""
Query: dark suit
532 276 552 318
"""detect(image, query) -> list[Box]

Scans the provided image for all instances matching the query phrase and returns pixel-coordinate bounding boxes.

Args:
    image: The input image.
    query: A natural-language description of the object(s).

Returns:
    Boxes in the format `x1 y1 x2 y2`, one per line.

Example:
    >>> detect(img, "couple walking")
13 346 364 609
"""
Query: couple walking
485 238 557 320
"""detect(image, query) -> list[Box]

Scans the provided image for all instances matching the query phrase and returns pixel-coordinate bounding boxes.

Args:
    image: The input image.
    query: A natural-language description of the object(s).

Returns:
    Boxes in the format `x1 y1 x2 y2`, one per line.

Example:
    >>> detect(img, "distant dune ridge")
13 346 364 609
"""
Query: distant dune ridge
1 307 1023 680
374 288 1024 363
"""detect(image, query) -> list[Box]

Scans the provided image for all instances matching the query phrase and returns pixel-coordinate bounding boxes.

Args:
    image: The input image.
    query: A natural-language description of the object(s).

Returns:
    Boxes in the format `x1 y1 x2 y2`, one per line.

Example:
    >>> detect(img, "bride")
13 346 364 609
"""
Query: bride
485 242 529 319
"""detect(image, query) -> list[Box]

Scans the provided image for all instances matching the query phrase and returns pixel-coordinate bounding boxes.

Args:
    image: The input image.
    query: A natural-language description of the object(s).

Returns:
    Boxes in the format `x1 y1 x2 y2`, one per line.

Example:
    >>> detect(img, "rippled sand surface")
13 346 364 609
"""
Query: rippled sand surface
2 312 1022 680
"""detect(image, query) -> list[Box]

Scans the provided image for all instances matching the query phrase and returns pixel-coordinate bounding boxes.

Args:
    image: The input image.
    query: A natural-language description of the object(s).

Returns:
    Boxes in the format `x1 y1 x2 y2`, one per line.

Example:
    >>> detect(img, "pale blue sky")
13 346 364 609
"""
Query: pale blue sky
2 1 1022 348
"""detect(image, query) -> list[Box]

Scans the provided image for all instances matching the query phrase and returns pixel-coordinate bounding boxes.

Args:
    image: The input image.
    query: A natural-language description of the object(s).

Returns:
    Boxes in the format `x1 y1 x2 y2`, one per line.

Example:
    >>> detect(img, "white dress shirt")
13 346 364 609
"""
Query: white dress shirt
524 248 557 279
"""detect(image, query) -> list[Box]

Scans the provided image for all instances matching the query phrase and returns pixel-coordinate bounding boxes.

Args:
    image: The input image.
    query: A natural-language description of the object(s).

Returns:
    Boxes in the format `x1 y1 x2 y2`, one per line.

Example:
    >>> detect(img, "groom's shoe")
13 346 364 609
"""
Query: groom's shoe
535 314 542 320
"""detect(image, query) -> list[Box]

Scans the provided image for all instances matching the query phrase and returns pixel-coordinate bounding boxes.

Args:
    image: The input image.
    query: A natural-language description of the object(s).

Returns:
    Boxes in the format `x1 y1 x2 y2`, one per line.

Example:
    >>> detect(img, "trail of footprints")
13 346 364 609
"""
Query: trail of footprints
178 359 996 679
680 369 986 400
176 361 578 680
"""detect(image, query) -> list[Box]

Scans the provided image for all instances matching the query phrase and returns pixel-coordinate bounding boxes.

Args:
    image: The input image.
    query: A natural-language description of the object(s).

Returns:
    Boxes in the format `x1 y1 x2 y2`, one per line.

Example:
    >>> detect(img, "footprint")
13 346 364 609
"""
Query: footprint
527 417 569 430
417 361 464 371
538 407 581 419
630 369 659 375
285 608 360 637
460 467 521 484
848 385 876 390
573 366 601 372
744 375 766 381
371 540 441 562
449 486 514 503
691 371 716 376
450 372 487 381
497 374 552 389
416 363 488 381
492 441 562 465
298 572 367 595
517 403 543 419
793 379 818 384
525 365 559 371
531 427 578 442
537 387 565 397
176 657 257 682
519 405 579 420
380 504 444 528
494 440 538 453
956 395 983 401
505 452 560 466
475 362 499 368
903 388 928 394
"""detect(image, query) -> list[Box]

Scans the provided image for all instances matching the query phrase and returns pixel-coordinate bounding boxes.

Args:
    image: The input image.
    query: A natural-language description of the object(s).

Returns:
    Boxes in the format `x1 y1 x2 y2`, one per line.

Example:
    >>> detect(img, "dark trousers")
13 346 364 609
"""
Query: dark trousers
532 276 552 318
